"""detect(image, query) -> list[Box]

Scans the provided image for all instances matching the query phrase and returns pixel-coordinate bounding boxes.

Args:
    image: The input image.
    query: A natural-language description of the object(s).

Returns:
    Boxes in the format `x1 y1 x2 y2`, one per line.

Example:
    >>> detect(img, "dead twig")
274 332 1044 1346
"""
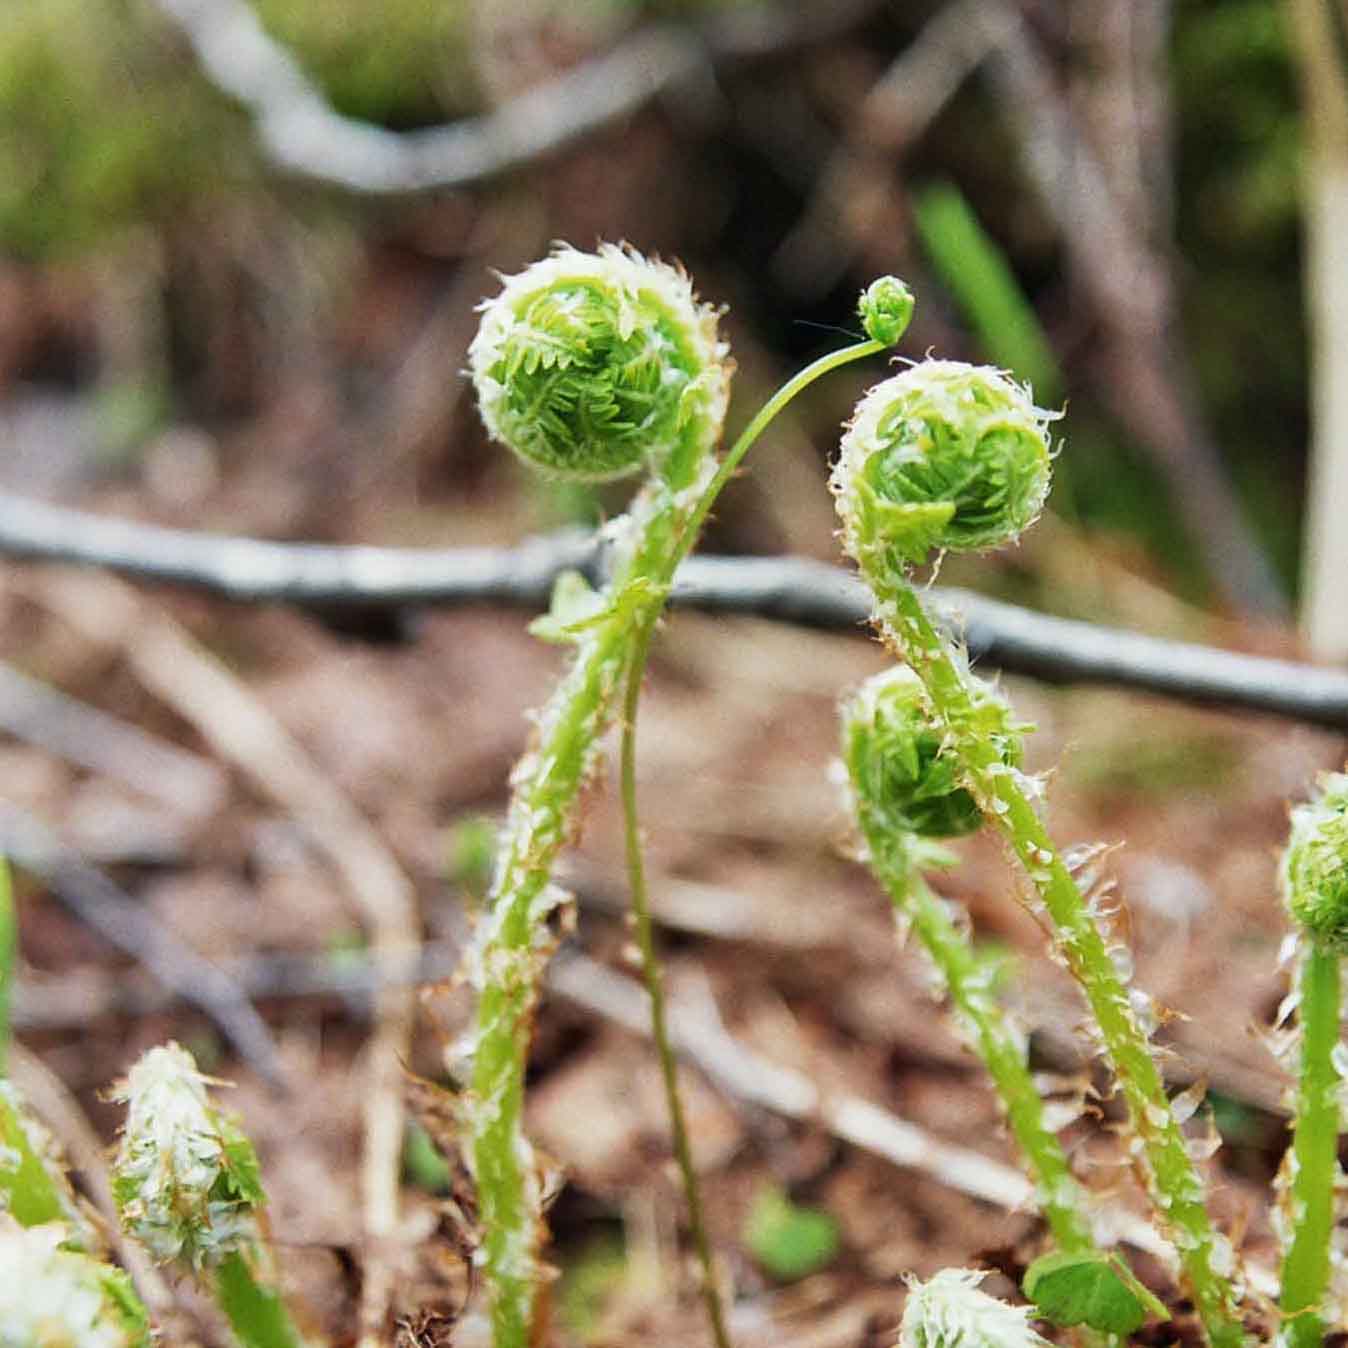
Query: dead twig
0 495 1343 726
23 570 420 1348
152 0 880 194
0 662 226 819
0 802 286 1089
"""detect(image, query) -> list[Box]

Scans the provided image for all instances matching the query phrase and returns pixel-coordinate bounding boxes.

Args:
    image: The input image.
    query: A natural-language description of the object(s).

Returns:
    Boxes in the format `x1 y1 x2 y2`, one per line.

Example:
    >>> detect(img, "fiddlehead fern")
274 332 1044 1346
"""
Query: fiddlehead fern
833 360 1053 571
467 247 911 1348
470 242 727 483
831 362 1247 1347
840 669 1095 1251
842 668 1173 1340
465 243 731 1348
1276 773 1348 1347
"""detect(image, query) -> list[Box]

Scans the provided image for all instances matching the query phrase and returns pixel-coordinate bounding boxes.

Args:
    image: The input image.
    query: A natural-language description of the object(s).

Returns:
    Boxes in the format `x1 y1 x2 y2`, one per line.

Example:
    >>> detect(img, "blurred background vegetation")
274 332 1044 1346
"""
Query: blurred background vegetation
0 0 1316 619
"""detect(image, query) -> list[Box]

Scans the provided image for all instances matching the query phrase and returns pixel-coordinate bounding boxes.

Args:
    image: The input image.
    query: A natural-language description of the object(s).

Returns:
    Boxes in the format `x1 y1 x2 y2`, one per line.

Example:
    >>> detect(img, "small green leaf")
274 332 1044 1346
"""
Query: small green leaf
402 1120 453 1194
744 1187 839 1282
446 815 498 906
1023 1251 1169 1335
528 570 607 644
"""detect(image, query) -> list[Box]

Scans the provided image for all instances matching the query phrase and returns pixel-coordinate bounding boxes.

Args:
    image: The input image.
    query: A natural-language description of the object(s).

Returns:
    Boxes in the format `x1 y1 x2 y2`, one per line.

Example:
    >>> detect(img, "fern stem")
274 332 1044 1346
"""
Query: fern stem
1277 938 1342 1347
621 618 731 1348
868 846 1096 1256
874 582 1245 1348
214 1250 307 1348
471 336 885 1348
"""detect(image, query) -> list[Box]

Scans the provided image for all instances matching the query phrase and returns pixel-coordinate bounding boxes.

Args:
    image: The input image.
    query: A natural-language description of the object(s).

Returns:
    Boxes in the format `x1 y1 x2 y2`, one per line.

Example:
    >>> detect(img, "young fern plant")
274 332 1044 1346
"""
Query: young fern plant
112 1042 306 1348
1275 773 1348 1346
830 360 1247 1347
466 247 911 1348
840 667 1090 1251
839 667 1169 1342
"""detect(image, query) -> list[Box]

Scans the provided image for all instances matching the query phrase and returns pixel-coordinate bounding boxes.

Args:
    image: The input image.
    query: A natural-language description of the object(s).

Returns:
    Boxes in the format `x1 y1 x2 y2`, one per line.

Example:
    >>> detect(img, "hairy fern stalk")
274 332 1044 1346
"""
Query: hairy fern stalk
463 248 910 1348
462 244 734 1348
1275 774 1348 1346
831 358 1248 1346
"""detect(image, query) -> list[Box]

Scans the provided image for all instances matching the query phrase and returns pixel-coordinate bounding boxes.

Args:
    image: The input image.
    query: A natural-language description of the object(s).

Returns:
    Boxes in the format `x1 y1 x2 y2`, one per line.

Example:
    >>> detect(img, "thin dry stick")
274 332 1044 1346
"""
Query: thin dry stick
0 494 1339 726
0 663 226 819
24 570 418 1348
0 802 285 1089
151 0 880 194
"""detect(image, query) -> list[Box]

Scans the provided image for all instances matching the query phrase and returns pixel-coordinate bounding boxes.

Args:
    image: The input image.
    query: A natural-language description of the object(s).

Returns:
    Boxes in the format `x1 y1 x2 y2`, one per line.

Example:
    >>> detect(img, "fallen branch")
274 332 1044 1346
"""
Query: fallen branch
0 663 226 821
0 803 285 1089
22 570 420 1348
152 0 879 194
0 493 1344 726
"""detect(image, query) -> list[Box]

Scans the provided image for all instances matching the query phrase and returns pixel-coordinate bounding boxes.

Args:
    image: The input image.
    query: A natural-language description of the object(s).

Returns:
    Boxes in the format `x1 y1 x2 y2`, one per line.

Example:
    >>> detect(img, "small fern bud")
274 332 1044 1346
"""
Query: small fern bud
832 360 1055 570
899 1268 1051 1348
842 665 1023 841
1282 772 1348 950
858 276 915 346
0 1216 151 1348
468 242 730 481
111 1042 265 1271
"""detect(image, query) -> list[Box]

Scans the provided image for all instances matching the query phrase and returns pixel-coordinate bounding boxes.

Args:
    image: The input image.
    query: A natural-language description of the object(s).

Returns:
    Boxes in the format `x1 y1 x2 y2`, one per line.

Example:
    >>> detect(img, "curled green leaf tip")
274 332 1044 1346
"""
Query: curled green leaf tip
1282 771 1348 949
900 1268 1051 1348
842 665 1023 842
858 275 915 346
469 242 729 481
833 360 1055 568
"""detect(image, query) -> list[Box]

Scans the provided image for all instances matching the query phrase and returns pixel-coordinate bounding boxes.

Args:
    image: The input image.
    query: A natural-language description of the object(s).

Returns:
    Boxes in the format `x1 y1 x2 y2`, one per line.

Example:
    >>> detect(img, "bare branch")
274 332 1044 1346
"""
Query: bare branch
151 0 879 194
0 492 1343 727
0 802 286 1089
979 6 1287 617
0 663 226 820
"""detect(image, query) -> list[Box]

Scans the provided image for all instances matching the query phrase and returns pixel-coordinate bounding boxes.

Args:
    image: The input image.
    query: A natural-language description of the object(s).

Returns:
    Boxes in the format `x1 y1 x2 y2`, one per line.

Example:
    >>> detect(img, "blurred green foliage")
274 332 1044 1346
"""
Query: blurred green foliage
1173 0 1306 588
402 1120 455 1194
912 182 1063 403
557 1233 626 1339
743 1186 839 1282
251 0 477 126
0 0 247 257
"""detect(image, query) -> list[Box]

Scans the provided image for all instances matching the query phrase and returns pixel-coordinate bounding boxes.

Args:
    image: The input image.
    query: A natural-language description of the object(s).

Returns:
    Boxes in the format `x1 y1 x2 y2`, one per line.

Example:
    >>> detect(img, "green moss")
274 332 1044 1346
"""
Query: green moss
0 0 250 257
557 1233 626 1340
250 0 478 126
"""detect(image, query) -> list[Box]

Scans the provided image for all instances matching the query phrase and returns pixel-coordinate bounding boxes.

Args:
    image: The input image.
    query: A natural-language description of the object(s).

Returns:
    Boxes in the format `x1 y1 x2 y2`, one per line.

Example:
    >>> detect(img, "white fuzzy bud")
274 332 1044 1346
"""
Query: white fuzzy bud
0 1216 150 1347
111 1042 265 1270
899 1268 1051 1348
